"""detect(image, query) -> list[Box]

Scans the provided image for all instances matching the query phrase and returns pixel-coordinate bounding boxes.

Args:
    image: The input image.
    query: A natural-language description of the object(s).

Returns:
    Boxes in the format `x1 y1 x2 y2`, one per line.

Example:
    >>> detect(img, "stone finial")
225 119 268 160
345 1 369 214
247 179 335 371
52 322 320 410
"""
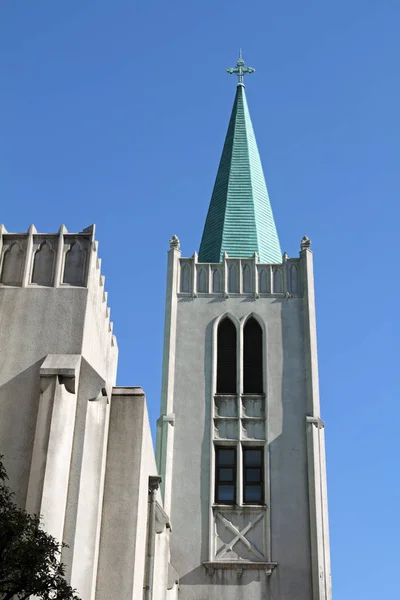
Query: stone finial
283 252 289 262
169 234 180 250
300 235 311 251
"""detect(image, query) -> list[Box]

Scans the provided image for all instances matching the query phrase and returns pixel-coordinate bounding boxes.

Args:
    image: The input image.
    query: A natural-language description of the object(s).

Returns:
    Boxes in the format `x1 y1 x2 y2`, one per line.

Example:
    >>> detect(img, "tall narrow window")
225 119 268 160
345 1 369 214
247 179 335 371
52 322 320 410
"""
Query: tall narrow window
243 318 263 394
217 318 237 393
215 447 236 504
243 447 264 504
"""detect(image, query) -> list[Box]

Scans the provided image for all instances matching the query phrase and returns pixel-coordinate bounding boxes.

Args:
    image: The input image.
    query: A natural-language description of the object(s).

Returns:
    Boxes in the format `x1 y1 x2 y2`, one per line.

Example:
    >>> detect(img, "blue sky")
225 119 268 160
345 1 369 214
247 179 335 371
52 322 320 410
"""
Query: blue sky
1 1 399 598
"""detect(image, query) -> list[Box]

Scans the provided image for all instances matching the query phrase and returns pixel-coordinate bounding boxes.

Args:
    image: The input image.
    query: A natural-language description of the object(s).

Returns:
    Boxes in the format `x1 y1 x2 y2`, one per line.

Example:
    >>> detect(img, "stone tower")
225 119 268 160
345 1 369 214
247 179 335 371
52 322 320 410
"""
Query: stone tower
157 55 332 599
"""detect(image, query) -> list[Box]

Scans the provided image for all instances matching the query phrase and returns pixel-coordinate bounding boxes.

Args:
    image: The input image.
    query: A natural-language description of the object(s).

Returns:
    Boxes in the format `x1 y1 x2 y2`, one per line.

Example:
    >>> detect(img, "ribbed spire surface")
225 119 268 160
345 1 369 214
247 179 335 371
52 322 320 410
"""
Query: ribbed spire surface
198 83 281 263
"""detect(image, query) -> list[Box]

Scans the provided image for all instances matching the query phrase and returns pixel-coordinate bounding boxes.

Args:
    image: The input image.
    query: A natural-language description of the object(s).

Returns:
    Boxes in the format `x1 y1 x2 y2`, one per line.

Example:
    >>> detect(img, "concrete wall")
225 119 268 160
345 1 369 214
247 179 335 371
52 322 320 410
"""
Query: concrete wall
0 226 118 600
158 247 331 600
96 387 158 600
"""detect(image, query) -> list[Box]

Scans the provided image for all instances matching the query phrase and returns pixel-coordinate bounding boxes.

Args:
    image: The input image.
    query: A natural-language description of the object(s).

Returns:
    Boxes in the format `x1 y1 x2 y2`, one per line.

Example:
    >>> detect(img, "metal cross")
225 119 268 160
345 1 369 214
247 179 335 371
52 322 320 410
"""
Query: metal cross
226 49 255 85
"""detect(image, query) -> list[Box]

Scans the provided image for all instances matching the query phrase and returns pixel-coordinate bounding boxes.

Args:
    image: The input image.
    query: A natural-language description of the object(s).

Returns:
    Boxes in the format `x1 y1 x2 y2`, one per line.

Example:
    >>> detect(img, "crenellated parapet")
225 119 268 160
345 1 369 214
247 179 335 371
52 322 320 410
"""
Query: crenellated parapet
177 252 302 298
0 223 116 348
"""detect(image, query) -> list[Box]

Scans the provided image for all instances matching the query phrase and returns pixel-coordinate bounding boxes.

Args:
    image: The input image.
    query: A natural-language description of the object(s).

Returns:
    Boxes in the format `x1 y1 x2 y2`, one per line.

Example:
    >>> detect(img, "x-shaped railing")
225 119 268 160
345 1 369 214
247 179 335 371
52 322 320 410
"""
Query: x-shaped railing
216 511 265 561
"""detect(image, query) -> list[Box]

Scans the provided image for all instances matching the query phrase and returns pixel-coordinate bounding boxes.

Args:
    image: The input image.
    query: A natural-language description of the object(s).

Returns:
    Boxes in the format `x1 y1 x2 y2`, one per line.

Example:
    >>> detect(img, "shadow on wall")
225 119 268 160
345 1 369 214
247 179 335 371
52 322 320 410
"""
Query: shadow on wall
0 360 44 507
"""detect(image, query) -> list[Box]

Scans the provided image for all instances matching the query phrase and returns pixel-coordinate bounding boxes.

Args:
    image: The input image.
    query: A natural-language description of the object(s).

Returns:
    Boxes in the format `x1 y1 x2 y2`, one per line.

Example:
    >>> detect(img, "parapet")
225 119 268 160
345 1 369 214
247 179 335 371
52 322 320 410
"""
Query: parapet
0 223 116 347
177 252 302 298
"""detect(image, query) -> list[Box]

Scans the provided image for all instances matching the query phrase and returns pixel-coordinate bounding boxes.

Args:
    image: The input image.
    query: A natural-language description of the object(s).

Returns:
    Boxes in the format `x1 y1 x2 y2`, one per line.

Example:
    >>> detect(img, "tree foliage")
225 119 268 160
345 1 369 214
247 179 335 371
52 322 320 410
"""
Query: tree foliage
0 456 81 600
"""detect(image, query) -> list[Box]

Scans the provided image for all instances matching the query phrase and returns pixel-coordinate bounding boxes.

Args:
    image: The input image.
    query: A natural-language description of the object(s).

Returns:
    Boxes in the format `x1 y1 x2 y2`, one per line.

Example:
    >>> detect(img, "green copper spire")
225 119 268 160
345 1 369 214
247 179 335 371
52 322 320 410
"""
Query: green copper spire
198 53 282 264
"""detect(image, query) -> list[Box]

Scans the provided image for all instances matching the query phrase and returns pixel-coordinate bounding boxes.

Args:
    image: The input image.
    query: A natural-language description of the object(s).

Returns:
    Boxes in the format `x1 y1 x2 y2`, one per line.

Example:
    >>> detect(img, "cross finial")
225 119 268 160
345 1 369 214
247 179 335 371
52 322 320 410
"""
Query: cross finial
226 50 255 86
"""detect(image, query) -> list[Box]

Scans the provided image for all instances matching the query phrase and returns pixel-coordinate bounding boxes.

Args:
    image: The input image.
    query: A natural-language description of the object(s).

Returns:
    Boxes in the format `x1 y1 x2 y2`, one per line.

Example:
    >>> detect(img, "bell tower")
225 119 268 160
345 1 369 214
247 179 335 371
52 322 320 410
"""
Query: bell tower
157 54 331 600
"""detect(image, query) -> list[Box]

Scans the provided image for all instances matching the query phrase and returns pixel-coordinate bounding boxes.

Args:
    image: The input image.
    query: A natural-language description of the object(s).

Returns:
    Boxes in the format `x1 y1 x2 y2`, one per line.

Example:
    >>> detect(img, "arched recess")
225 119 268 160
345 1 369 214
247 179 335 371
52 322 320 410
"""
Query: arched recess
63 242 87 285
197 268 207 293
259 269 268 293
0 242 24 285
242 264 252 293
273 267 282 293
290 264 298 294
216 316 238 394
228 264 239 293
180 263 191 293
243 316 264 393
212 269 221 293
31 241 55 286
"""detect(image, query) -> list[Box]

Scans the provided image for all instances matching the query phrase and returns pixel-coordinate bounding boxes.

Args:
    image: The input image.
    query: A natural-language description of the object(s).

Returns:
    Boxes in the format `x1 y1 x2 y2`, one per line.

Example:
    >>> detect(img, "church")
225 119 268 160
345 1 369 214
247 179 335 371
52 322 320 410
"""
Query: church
0 55 332 600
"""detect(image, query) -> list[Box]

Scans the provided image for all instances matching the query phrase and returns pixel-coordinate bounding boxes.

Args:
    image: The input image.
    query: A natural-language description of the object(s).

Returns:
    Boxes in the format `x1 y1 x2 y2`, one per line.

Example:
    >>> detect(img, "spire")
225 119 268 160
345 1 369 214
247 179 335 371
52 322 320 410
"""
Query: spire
198 54 282 264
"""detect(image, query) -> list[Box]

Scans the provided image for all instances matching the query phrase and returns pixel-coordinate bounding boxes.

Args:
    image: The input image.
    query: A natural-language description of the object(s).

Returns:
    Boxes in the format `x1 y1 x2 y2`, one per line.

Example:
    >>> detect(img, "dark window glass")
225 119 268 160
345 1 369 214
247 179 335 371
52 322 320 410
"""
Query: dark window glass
217 318 237 393
243 447 264 504
215 446 236 504
243 318 263 394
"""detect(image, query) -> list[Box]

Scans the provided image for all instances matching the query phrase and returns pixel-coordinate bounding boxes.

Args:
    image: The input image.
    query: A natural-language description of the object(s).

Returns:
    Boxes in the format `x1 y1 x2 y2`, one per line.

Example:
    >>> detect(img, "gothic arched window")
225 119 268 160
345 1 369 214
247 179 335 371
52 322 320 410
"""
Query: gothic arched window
243 317 263 394
217 318 237 394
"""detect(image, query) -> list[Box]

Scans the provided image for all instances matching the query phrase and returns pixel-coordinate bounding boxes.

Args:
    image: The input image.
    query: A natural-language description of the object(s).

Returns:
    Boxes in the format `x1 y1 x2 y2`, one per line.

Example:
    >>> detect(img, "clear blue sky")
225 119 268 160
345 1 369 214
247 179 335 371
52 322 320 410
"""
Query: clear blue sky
1 1 399 598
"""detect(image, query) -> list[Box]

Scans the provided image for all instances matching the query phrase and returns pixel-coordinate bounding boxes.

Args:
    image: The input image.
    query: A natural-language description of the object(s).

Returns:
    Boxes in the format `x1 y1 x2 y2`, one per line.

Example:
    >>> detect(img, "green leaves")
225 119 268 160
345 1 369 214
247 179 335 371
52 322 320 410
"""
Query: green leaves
0 456 81 600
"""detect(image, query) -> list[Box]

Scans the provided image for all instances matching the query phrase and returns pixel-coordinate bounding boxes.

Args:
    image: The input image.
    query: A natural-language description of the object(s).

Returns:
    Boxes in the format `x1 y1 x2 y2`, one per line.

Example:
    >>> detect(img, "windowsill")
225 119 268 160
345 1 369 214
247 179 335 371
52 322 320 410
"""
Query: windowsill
203 560 277 576
213 504 267 510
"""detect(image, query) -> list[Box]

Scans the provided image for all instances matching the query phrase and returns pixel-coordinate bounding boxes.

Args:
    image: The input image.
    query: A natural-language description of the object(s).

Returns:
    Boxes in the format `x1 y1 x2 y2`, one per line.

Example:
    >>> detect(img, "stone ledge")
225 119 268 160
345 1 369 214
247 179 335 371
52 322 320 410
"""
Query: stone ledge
203 560 277 577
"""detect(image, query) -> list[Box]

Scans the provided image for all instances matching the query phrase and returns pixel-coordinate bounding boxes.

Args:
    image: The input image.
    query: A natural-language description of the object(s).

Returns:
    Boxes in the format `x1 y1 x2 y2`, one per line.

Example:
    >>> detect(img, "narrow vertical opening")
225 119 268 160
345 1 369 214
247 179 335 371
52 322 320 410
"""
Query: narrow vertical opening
243 447 264 504
215 446 236 504
217 318 237 394
243 317 263 394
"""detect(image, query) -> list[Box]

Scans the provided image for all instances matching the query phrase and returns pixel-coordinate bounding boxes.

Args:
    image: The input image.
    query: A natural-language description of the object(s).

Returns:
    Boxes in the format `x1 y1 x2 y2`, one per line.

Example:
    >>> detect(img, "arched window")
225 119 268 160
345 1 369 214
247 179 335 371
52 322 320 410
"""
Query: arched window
243 318 263 394
217 318 237 394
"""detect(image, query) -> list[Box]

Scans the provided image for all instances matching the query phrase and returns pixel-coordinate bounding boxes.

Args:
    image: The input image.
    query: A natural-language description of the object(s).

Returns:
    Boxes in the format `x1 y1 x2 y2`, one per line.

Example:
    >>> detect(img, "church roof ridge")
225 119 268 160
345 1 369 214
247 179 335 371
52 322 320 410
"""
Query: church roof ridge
198 55 281 264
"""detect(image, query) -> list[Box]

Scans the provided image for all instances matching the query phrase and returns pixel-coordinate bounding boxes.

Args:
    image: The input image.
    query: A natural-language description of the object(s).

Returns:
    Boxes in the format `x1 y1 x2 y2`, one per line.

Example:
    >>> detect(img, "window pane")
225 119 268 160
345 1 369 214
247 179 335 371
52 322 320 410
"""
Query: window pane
217 318 237 393
219 468 234 482
218 449 235 465
243 318 263 393
246 468 261 483
244 449 262 466
218 485 235 502
244 485 262 503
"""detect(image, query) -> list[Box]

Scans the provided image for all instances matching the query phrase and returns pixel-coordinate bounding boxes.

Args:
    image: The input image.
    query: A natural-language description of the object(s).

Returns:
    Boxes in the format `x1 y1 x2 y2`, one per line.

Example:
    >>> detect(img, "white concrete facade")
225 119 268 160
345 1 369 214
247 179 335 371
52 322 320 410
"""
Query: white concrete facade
0 224 177 600
157 238 332 600
0 223 331 600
